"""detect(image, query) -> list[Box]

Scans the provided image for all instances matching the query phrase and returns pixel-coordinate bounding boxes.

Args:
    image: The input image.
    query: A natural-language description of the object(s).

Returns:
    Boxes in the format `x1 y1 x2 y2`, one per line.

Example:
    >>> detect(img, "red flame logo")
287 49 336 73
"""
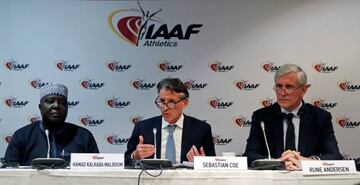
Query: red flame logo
107 99 115 108
132 80 141 89
235 81 245 90
261 63 271 72
313 63 323 73
210 63 219 72
208 99 218 108
337 81 348 91
81 81 90 89
5 135 12 143
56 62 65 70
158 63 167 71
234 118 244 127
5 61 13 70
107 62 116 71
337 118 347 128
5 99 13 107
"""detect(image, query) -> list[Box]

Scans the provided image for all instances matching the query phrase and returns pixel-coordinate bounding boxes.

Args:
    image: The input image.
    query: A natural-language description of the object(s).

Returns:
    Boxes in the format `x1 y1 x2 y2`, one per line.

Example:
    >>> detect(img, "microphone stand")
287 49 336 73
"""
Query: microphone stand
251 121 285 170
31 129 66 169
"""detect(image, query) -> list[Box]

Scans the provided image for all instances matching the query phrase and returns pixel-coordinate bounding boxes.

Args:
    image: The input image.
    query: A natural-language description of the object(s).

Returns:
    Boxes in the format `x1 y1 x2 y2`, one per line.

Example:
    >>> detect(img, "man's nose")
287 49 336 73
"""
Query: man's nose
52 101 59 108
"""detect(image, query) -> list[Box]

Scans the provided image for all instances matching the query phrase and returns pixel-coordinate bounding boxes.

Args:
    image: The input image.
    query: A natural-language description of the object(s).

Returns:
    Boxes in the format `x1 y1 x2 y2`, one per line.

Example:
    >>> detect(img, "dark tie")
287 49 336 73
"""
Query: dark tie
284 113 296 150
165 125 177 164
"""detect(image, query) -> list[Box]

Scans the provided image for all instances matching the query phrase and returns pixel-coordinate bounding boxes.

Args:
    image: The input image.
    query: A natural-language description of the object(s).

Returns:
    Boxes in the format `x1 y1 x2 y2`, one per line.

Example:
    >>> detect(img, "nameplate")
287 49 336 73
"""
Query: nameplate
70 153 124 170
302 160 356 175
194 156 248 170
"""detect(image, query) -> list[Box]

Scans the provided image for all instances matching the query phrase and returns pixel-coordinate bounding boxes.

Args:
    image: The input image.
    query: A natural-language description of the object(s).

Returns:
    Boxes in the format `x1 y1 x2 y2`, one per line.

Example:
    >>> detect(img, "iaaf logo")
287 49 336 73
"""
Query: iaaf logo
260 98 275 107
336 117 360 128
80 115 104 126
337 81 360 92
130 115 143 124
183 79 207 90
80 79 105 90
312 99 337 110
322 162 335 166
234 80 260 91
28 115 41 123
208 98 234 109
92 155 104 160
4 59 30 71
157 60 183 72
55 60 80 71
233 116 251 127
209 61 234 72
106 97 131 108
106 134 129 145
312 62 338 73
106 60 131 72
29 79 49 89
108 1 202 47
213 134 233 145
131 79 156 90
4 97 29 108
3 135 12 144
68 101 80 108
261 62 280 73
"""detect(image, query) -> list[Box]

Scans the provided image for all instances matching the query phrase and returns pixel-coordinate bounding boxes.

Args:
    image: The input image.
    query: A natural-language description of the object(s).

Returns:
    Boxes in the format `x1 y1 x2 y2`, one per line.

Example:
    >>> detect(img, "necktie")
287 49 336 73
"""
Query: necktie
165 124 177 164
284 113 296 150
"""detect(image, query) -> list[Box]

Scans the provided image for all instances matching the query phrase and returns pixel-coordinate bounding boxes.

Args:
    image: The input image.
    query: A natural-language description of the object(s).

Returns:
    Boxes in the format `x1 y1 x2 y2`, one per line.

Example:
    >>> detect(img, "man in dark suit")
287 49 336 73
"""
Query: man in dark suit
244 64 342 170
125 78 215 166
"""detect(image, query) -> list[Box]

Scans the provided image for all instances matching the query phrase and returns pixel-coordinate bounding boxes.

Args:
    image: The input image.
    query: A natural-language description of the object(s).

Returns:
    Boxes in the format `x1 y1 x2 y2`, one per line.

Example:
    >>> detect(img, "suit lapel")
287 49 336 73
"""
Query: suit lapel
180 115 190 162
154 117 162 159
298 104 311 155
268 103 285 157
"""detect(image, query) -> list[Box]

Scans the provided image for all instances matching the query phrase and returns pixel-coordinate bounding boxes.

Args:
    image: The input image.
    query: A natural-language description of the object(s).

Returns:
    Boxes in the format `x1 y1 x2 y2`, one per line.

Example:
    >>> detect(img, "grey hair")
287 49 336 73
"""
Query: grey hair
274 64 307 86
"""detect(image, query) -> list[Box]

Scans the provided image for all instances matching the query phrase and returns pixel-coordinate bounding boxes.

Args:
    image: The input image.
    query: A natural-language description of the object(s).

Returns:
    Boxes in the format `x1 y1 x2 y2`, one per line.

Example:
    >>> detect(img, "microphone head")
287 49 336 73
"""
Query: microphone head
260 121 265 130
153 128 157 134
45 129 49 135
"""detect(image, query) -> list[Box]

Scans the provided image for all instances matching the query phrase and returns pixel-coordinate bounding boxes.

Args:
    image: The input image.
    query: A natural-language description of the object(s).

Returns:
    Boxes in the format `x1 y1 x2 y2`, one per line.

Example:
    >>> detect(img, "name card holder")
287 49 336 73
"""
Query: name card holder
194 156 247 170
302 160 356 175
70 153 124 170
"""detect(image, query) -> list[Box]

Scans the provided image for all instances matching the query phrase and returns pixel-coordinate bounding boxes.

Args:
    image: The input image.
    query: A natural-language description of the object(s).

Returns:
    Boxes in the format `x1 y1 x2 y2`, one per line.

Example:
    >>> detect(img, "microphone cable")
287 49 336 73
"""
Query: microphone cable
137 161 164 185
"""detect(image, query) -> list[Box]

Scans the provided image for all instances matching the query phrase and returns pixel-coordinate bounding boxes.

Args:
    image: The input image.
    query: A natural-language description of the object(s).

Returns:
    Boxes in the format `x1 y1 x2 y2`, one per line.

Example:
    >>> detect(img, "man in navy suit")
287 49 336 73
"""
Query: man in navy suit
125 78 215 166
245 64 342 170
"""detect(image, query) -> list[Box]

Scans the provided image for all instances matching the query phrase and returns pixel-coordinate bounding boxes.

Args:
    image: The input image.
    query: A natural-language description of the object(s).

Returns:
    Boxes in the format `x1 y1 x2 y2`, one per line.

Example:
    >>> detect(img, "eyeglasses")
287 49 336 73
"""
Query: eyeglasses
154 96 186 109
273 84 303 94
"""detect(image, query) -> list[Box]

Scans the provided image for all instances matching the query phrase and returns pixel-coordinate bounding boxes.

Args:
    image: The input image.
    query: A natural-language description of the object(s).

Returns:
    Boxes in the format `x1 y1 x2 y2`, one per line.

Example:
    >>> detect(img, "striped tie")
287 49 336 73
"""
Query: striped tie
165 124 177 164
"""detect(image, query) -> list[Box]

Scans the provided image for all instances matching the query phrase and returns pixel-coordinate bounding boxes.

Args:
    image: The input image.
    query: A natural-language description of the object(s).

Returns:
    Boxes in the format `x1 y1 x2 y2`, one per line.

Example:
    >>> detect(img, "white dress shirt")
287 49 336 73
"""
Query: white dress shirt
160 114 184 164
281 102 302 151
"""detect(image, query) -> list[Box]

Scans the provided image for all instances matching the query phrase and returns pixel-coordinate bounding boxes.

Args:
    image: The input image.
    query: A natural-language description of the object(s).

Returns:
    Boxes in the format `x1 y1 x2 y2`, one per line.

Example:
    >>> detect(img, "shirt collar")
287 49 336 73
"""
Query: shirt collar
281 101 303 118
162 114 184 129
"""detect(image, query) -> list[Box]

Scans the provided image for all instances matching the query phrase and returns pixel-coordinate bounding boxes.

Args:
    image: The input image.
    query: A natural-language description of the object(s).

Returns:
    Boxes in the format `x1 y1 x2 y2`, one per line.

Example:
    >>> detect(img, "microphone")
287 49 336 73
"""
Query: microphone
45 129 51 158
153 128 157 159
137 127 172 169
260 122 271 159
251 121 285 170
31 129 66 169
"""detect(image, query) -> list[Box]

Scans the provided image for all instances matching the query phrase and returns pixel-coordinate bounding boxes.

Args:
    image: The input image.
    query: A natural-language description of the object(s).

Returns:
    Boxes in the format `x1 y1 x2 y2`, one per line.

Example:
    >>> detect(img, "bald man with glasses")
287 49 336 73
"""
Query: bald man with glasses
244 64 342 171
125 78 215 166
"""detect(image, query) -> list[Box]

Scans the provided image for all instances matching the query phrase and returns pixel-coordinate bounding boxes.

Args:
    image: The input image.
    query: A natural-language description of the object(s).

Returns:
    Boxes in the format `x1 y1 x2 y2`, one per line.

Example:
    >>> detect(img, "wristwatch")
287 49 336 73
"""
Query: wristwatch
309 156 320 160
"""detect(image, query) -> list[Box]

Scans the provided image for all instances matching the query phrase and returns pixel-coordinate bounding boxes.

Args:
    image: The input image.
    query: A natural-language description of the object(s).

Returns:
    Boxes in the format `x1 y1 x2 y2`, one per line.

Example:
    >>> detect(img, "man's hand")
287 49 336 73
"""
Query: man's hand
280 150 311 171
186 145 205 162
133 135 155 160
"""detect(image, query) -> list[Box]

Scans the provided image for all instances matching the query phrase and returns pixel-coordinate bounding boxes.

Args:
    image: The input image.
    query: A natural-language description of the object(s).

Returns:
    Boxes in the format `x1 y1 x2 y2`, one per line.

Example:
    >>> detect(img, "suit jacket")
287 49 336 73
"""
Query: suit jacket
244 102 342 166
125 115 216 166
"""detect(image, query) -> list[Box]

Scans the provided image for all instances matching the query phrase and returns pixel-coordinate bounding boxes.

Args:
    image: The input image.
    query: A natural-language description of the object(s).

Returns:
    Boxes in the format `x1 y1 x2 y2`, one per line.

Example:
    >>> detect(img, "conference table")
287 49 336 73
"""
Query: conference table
0 168 359 185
